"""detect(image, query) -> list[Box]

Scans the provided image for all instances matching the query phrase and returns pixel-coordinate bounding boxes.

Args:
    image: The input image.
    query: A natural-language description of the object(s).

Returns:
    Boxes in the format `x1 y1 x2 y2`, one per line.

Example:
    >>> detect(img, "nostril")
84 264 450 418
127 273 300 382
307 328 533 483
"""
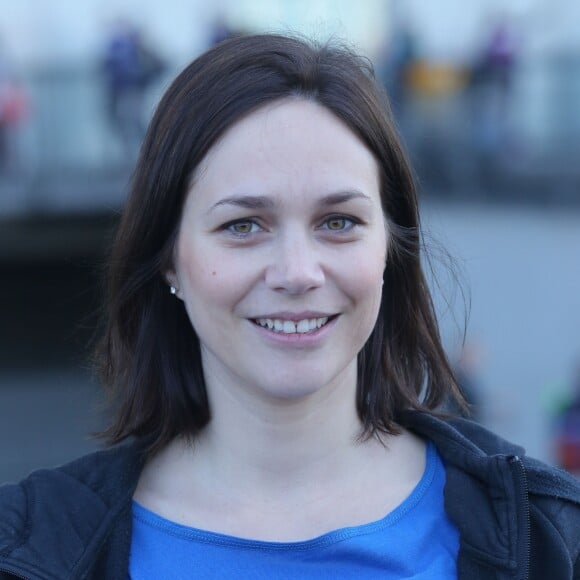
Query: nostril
264 261 325 293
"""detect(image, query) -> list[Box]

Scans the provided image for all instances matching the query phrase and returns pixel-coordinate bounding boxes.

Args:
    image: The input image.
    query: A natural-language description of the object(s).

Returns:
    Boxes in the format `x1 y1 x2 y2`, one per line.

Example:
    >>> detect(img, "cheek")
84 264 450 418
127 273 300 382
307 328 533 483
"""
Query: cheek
339 272 383 349
175 243 217 306
177 243 254 314
338 246 385 314
346 233 387 292
349 238 387 321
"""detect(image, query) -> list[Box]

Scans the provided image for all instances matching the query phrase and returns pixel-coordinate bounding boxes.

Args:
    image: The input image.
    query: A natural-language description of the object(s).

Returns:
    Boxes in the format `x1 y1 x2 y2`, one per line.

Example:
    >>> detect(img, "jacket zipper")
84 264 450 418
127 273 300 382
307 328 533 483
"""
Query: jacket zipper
510 455 531 580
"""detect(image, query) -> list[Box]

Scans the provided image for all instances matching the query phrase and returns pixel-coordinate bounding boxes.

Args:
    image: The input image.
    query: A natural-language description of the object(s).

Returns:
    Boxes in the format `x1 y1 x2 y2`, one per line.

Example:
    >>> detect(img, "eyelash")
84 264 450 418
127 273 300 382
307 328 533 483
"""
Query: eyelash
221 215 361 238
224 220 263 237
320 215 358 231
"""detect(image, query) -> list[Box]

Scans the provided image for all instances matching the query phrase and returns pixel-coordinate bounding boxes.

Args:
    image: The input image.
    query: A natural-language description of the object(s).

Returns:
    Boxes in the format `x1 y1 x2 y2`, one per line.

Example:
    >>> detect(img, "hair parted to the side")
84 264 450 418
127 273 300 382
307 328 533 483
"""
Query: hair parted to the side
95 33 464 455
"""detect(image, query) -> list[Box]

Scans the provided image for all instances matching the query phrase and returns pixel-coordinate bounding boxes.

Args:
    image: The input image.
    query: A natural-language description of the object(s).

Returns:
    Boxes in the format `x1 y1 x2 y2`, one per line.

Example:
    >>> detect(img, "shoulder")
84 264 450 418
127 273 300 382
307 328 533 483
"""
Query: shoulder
0 480 27 556
522 454 580 562
400 411 580 571
0 441 145 557
448 417 580 502
399 410 580 505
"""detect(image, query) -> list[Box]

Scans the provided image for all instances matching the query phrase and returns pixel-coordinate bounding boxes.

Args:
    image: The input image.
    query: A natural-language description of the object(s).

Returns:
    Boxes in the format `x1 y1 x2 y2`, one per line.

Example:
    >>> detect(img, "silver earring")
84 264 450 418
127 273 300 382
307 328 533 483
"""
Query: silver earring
170 286 177 295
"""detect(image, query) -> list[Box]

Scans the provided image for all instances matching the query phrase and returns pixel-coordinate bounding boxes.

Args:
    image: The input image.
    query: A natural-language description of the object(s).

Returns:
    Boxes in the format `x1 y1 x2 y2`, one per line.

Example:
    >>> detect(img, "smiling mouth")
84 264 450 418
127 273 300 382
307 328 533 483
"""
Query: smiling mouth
251 316 336 334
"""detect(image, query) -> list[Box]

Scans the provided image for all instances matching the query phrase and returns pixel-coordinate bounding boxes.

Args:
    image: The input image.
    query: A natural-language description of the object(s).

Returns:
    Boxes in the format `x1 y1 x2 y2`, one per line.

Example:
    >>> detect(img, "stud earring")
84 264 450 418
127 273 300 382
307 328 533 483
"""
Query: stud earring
170 286 177 295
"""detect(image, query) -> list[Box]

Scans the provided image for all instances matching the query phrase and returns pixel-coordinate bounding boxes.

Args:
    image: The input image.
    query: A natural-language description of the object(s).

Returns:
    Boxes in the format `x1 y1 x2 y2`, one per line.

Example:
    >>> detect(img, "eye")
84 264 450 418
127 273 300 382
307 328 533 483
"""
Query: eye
321 216 355 231
225 220 262 236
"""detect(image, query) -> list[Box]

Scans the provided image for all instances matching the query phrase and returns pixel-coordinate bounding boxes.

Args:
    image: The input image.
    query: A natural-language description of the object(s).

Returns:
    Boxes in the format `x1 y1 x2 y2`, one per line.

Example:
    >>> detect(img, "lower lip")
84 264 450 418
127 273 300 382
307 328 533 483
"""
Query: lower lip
249 316 338 347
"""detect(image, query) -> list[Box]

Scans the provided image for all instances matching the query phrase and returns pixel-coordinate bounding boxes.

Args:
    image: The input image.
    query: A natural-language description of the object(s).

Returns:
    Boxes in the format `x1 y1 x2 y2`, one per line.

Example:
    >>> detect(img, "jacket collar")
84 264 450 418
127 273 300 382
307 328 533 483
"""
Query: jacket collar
3 413 578 579
399 410 580 503
399 411 530 576
400 411 579 579
0 439 146 579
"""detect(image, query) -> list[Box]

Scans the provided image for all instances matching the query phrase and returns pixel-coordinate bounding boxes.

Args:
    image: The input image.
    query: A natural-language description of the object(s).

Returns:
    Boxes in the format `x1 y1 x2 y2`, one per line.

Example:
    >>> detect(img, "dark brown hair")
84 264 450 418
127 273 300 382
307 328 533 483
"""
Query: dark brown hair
97 33 463 454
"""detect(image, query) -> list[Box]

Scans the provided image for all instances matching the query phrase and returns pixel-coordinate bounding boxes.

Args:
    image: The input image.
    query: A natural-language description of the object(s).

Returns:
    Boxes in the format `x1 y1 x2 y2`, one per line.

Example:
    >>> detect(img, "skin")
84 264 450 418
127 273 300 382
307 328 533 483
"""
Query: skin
136 98 425 541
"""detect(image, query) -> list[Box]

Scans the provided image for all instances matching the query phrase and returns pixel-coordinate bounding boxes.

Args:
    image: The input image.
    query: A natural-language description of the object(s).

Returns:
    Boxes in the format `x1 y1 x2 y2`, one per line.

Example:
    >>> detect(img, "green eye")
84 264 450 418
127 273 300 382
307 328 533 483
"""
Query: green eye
225 220 261 236
231 222 253 234
325 217 350 230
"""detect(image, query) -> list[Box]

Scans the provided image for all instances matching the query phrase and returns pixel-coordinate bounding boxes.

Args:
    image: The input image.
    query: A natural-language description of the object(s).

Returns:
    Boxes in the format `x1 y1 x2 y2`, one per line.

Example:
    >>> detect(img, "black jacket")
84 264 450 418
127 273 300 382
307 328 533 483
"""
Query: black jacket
1 412 579 579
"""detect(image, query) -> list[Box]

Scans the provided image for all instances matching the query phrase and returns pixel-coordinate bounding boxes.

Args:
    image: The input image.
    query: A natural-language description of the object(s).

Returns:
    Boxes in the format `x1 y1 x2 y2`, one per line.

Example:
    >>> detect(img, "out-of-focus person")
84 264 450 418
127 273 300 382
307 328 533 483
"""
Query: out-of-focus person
102 20 165 162
468 17 519 174
209 14 241 46
378 20 418 117
0 45 28 174
553 358 580 476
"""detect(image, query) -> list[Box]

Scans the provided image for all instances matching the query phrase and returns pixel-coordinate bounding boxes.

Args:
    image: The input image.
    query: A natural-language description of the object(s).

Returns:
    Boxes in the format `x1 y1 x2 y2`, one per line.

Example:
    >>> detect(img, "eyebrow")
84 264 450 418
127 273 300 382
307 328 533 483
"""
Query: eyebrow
208 195 275 213
319 191 372 205
208 190 372 213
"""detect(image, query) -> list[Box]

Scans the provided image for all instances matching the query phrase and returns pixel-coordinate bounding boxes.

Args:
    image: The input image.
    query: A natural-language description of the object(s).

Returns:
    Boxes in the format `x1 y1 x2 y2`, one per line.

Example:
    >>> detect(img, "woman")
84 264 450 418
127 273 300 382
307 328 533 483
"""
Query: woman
1 33 578 579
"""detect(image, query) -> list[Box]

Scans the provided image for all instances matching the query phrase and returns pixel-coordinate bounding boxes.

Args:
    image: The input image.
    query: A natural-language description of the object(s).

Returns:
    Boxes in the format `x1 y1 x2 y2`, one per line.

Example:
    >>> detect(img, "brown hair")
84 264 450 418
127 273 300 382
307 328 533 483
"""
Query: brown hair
96 33 463 454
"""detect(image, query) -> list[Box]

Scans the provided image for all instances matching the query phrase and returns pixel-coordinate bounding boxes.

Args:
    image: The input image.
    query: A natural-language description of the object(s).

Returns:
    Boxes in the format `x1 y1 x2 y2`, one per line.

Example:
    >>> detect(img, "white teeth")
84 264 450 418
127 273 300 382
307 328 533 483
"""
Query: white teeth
296 319 310 333
254 317 331 334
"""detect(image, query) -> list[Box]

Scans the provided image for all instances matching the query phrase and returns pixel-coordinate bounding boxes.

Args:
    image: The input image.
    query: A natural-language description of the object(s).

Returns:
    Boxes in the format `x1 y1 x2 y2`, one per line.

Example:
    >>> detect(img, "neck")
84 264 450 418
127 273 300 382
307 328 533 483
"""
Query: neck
198 361 363 494
135 362 427 540
152 360 371 503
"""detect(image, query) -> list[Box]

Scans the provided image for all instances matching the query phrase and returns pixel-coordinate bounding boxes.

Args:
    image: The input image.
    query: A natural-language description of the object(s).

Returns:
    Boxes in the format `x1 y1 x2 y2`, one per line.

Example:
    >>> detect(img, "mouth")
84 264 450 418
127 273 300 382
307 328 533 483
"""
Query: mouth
251 315 337 335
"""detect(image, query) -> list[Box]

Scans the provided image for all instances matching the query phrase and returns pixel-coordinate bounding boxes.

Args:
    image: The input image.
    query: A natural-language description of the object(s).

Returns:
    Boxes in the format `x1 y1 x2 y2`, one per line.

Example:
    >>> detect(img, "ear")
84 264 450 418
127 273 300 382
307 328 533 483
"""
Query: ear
164 269 182 300
165 269 177 287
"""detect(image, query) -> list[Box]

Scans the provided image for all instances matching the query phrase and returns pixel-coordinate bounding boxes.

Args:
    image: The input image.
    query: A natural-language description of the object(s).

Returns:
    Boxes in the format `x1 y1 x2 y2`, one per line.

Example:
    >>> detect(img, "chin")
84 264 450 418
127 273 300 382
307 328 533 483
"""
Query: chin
255 382 322 402
251 368 351 403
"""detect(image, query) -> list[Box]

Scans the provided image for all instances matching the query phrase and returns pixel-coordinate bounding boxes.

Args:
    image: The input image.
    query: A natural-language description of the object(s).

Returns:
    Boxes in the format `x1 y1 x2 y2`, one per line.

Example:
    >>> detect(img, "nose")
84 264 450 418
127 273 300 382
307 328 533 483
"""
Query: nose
265 230 325 294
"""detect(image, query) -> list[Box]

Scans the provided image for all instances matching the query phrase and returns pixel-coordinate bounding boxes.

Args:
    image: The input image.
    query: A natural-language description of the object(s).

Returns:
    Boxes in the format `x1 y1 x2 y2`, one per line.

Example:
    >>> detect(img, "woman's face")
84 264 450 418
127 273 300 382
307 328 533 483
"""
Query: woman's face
169 98 387 403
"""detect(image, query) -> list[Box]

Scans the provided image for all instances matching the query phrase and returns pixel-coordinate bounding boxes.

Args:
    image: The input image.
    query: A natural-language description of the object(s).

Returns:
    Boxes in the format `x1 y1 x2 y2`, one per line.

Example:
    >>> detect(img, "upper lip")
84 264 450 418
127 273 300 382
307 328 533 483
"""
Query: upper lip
250 311 336 321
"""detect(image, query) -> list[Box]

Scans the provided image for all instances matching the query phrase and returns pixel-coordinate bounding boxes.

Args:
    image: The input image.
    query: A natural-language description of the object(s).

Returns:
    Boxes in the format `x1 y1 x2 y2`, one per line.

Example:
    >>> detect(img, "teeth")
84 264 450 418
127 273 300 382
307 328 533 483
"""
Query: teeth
255 317 330 334
296 319 310 333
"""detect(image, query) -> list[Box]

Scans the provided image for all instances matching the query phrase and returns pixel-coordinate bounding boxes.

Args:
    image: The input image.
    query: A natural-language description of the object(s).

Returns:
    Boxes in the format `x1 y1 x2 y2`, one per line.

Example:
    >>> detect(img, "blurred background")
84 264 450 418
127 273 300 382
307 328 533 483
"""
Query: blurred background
1 0 579 483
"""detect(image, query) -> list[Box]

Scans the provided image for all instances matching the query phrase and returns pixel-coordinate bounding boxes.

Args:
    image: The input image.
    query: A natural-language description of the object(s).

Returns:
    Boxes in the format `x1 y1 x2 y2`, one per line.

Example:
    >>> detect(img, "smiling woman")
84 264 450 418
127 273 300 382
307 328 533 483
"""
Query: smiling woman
166 99 387 404
0 33 579 580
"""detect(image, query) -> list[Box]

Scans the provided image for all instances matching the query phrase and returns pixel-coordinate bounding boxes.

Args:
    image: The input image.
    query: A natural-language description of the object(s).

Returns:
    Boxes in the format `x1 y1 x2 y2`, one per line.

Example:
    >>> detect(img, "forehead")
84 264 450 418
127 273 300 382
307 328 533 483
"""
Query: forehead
186 98 381 210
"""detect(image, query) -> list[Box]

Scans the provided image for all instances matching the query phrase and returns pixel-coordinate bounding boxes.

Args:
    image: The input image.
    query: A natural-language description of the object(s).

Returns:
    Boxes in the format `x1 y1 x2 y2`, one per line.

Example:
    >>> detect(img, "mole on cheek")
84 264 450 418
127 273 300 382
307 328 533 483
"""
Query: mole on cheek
212 271 216 276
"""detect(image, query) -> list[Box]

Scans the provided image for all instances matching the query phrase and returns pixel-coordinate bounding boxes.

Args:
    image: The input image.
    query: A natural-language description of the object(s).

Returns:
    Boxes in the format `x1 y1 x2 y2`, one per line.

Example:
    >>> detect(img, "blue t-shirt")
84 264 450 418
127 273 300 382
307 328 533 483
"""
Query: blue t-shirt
129 442 459 578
